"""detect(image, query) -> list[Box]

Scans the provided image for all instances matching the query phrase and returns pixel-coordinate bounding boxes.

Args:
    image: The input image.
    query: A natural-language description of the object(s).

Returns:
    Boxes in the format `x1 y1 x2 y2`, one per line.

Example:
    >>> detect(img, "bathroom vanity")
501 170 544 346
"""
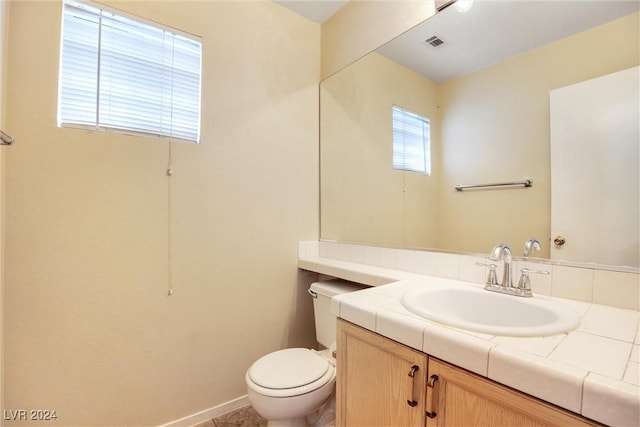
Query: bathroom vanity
298 241 640 427
337 320 599 426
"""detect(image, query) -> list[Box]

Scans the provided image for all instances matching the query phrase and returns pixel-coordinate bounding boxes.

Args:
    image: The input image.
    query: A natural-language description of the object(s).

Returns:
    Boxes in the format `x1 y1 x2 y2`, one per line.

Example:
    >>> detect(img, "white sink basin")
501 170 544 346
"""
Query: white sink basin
401 284 580 337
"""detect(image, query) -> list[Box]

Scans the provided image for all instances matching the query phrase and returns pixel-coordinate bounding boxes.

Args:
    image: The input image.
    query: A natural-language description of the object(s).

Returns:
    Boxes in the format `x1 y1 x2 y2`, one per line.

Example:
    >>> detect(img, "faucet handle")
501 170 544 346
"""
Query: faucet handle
476 262 499 286
518 267 550 292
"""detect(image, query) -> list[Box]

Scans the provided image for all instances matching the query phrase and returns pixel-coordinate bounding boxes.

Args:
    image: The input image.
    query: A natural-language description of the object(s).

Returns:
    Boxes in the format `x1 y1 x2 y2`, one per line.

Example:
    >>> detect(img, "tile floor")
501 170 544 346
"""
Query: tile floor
194 405 267 427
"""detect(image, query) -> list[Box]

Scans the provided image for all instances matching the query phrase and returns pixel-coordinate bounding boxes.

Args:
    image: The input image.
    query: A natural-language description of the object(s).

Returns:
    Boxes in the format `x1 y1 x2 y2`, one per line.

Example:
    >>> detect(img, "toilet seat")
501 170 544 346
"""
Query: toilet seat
247 348 335 398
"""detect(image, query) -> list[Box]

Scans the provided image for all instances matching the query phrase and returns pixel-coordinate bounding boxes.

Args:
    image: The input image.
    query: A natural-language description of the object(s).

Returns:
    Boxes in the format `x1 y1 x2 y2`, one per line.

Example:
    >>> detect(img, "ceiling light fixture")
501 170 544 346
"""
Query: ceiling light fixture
454 0 474 13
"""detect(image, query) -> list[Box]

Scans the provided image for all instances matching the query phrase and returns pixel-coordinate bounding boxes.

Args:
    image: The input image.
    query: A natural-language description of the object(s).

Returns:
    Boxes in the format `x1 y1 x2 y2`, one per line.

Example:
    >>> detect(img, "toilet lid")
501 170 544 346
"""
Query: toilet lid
248 348 330 390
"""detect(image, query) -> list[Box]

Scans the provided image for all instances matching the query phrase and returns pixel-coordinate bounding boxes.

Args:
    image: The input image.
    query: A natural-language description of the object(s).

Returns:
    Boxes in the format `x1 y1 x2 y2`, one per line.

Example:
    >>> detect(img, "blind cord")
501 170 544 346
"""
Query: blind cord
167 140 174 296
167 41 175 296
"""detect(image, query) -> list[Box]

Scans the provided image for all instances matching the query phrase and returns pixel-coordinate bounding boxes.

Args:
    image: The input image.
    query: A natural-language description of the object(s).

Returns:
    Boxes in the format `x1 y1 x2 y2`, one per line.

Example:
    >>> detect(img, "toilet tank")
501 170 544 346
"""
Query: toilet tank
309 280 367 348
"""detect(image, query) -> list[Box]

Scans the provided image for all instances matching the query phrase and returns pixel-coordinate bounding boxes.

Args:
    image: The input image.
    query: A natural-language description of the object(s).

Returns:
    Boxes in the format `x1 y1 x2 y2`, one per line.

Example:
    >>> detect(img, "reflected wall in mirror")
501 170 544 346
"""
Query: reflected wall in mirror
321 52 440 249
320 1 640 268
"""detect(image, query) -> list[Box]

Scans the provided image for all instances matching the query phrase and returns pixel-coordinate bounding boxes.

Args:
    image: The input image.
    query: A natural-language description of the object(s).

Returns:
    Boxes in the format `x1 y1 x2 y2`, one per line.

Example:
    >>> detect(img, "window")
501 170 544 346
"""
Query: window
58 1 202 143
392 106 431 175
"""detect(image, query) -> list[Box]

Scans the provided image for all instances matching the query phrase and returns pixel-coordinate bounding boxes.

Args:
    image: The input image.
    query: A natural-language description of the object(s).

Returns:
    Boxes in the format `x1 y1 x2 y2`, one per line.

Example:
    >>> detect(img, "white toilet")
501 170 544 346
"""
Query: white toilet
245 280 365 427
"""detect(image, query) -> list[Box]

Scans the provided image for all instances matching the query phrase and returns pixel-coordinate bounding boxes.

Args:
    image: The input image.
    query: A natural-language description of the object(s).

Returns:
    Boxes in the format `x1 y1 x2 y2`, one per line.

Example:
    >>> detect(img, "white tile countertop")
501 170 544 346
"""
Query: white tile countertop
298 245 640 426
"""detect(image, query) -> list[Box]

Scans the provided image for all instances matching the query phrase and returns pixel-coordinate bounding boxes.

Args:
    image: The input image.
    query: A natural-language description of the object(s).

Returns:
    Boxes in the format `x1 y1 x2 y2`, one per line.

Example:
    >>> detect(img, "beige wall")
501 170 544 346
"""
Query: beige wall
321 52 439 248
320 0 435 80
0 0 6 420
3 1 319 425
437 12 640 256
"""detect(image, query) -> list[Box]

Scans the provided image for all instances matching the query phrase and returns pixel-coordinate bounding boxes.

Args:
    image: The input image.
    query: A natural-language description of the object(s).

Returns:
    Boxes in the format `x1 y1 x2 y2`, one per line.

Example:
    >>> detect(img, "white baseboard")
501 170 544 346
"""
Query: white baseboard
159 395 250 427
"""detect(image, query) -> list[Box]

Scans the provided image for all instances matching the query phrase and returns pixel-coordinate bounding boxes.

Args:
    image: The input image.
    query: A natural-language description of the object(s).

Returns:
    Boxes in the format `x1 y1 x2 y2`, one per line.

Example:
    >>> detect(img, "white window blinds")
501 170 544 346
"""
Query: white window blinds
392 106 431 175
58 1 202 143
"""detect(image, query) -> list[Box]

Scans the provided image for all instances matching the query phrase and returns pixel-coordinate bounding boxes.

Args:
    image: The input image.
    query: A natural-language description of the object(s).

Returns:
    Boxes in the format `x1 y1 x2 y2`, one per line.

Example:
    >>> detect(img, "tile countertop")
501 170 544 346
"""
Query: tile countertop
299 257 640 427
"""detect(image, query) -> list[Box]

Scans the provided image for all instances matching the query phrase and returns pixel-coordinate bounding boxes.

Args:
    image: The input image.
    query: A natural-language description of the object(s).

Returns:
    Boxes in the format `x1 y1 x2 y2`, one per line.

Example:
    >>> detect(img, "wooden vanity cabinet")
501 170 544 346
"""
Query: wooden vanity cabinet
337 319 427 427
425 358 600 427
337 320 601 427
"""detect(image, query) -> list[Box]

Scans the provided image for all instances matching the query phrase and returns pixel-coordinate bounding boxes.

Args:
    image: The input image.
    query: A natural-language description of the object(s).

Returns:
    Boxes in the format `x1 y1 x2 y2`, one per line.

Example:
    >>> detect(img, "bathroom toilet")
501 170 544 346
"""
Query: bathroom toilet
245 280 365 427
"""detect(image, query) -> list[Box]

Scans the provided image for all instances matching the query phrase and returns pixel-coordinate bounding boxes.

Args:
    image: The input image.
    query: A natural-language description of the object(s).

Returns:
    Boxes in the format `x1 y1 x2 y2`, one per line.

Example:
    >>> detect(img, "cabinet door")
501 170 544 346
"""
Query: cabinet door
425 358 601 427
337 320 427 427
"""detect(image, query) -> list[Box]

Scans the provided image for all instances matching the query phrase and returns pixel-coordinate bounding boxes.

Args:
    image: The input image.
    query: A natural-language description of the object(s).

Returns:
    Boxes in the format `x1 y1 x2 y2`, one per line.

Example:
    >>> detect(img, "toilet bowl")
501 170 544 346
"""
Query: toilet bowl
245 280 366 427
246 348 336 426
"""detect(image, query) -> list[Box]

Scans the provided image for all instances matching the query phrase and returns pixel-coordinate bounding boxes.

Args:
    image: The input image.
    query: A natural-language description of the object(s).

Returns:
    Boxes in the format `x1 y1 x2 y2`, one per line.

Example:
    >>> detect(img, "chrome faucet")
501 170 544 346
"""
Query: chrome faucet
523 238 541 259
482 243 549 297
489 243 514 288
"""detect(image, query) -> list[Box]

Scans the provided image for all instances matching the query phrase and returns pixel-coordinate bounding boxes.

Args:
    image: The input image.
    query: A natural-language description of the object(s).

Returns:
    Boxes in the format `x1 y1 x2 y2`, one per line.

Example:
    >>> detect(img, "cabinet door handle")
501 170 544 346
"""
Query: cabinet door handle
426 374 439 418
407 365 419 407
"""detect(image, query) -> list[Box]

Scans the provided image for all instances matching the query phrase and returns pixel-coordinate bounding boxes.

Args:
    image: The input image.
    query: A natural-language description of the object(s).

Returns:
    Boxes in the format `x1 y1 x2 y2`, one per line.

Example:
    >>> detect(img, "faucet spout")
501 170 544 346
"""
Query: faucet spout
524 238 541 259
489 244 514 288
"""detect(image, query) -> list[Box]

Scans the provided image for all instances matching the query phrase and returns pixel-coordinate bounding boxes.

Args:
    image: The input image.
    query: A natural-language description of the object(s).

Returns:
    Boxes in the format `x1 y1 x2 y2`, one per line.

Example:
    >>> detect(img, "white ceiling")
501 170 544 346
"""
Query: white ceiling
273 0 348 23
377 1 640 83
274 1 639 83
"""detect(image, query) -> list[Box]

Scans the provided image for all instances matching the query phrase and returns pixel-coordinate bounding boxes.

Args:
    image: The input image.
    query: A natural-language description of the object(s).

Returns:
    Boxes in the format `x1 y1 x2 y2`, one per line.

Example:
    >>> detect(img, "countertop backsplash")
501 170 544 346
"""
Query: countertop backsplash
298 240 639 311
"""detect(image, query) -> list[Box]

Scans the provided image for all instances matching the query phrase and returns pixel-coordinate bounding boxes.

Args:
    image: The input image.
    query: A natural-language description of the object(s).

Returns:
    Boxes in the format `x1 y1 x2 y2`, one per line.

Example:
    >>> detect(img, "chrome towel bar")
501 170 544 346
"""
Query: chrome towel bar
1 129 14 146
454 179 533 191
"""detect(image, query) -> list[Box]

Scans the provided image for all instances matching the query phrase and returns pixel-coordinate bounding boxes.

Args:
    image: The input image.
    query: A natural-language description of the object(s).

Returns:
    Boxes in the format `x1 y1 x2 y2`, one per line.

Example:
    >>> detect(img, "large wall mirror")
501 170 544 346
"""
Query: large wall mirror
320 1 639 268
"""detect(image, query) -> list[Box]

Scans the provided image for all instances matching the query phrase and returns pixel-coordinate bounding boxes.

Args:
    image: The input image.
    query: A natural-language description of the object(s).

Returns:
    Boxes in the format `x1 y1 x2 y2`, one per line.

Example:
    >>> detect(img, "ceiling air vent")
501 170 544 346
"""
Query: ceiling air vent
425 34 445 48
